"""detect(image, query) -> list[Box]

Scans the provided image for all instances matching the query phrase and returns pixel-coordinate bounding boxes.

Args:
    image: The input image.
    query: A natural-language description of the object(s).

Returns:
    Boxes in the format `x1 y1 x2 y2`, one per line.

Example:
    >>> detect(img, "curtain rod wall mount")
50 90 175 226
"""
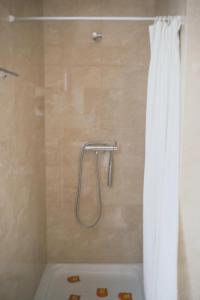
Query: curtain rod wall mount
8 15 15 22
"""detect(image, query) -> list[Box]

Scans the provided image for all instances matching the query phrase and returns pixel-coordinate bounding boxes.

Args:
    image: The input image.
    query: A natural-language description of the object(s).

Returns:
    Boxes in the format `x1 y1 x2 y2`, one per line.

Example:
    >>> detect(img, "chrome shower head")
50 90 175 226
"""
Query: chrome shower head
92 32 103 41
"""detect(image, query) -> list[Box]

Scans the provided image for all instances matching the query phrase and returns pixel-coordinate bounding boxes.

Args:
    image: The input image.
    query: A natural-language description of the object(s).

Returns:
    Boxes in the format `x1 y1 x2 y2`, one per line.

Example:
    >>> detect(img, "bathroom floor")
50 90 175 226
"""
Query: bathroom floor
34 264 144 300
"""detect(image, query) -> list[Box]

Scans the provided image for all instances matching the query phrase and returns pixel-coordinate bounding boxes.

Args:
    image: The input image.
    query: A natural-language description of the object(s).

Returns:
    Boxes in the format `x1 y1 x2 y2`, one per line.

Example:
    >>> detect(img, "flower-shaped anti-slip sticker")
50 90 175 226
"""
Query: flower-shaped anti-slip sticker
96 288 108 297
118 292 133 300
68 295 80 300
67 276 80 283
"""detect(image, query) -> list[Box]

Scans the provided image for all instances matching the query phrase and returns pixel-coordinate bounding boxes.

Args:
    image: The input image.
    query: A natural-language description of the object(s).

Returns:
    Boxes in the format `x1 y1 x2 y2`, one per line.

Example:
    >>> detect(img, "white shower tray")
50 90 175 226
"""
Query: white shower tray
34 264 144 300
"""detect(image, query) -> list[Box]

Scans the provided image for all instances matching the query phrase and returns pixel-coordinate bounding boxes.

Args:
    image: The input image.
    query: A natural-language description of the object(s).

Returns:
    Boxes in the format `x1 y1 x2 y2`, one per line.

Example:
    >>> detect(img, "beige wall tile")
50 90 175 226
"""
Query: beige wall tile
47 226 142 263
155 0 200 299
0 1 46 299
156 0 186 15
43 0 155 17
44 0 151 263
179 6 200 299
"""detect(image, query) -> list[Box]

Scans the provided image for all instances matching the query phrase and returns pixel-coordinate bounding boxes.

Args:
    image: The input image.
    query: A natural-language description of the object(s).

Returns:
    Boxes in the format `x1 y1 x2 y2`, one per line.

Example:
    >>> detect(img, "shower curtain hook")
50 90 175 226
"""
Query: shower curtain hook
163 16 167 23
167 16 173 24
154 16 159 24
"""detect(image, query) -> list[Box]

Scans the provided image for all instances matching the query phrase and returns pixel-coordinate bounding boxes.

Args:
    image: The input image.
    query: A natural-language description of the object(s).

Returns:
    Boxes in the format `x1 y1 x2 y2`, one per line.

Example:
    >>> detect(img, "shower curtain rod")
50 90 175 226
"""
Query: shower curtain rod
8 15 156 22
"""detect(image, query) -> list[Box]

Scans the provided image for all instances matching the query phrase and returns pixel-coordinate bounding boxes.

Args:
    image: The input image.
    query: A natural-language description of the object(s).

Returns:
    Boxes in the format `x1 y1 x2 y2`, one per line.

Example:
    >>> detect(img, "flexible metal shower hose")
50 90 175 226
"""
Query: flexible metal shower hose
75 145 102 228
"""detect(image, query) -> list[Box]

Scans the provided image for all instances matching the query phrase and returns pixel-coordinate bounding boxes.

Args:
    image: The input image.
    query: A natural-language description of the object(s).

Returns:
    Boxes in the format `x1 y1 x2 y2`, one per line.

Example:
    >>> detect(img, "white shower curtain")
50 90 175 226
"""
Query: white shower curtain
143 17 181 300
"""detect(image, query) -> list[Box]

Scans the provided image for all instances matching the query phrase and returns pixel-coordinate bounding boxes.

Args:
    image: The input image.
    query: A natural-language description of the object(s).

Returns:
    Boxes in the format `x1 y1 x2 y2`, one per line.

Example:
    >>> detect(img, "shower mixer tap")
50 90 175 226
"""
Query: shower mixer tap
75 141 118 228
84 142 118 152
84 142 117 187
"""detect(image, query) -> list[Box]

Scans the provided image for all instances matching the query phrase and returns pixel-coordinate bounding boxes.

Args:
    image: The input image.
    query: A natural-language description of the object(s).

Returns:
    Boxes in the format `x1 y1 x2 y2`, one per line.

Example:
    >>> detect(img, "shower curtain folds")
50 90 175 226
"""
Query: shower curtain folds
143 17 182 300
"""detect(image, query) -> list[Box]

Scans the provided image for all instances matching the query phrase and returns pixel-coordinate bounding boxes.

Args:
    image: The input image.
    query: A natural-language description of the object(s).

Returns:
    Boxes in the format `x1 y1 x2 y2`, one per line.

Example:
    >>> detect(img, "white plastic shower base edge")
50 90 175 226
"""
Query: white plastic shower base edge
34 263 144 300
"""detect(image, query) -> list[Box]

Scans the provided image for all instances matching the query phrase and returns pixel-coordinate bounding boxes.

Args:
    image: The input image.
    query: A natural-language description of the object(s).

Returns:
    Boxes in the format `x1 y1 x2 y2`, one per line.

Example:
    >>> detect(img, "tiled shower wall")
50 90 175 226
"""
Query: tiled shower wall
0 0 46 299
156 0 200 299
179 1 200 296
44 0 154 263
156 0 186 15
